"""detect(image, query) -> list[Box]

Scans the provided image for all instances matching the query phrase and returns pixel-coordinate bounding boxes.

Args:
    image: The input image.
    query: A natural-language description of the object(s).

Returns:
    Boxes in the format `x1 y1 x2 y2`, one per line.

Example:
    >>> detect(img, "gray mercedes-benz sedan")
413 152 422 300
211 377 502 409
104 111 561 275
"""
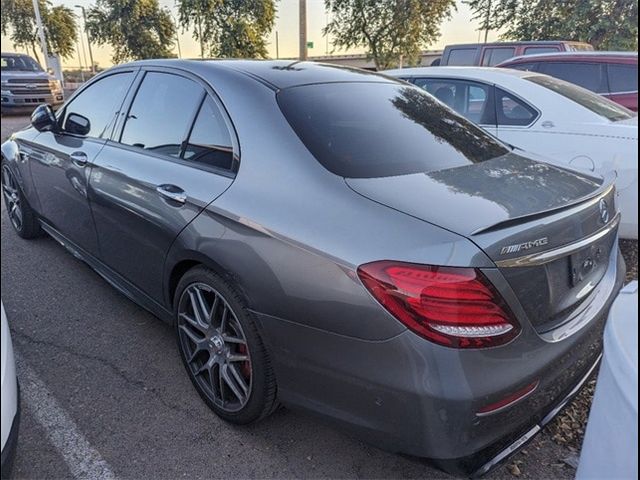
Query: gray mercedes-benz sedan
1 60 625 476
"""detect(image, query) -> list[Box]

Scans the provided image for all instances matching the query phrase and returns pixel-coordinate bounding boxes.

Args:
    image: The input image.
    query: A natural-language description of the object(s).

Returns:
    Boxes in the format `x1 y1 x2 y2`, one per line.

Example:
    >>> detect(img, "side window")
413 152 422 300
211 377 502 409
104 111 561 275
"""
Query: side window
539 62 605 93
508 62 539 72
482 47 516 66
413 78 494 125
496 88 538 126
608 64 638 93
62 72 134 139
447 48 478 66
523 47 560 55
183 96 234 171
120 72 203 158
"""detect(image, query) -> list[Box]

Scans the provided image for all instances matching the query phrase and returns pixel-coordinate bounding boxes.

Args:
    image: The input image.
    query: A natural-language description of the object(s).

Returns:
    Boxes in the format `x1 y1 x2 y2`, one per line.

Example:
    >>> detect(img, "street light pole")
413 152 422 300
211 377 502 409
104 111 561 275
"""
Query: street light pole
32 0 51 69
299 0 307 61
169 12 182 58
75 5 95 73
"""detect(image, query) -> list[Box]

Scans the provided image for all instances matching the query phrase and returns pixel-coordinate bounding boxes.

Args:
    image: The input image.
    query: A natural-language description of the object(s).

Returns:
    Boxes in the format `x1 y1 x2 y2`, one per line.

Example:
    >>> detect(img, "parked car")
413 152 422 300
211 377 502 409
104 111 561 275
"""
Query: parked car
1 60 625 476
497 52 638 111
577 281 637 480
1 301 19 478
437 41 593 67
1 52 64 114
385 66 638 239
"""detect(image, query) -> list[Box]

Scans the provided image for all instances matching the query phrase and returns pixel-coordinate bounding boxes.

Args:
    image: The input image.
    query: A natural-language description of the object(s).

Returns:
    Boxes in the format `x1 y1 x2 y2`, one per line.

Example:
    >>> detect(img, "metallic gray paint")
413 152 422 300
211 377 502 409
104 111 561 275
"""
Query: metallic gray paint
0 60 625 474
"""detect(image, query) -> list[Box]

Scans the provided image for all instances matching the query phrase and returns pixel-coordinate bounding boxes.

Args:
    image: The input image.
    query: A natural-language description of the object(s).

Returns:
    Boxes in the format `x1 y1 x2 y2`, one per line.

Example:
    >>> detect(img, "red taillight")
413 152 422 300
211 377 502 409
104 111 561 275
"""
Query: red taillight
357 261 520 348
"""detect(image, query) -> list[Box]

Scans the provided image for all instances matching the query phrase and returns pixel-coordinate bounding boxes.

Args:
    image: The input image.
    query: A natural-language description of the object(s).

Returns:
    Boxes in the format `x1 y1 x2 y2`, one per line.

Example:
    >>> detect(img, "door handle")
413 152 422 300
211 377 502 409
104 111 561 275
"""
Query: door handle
156 184 187 205
70 151 89 167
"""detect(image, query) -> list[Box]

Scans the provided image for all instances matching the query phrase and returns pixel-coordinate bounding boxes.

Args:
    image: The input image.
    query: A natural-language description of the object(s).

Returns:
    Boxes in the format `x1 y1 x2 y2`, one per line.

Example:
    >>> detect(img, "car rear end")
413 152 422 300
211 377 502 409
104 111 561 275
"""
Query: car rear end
277 78 625 475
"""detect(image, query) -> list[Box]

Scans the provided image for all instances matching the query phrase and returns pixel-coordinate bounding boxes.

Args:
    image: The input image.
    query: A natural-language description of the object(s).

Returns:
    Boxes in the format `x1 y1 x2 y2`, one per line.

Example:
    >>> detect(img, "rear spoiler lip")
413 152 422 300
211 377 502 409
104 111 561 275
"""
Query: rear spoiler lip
470 172 617 236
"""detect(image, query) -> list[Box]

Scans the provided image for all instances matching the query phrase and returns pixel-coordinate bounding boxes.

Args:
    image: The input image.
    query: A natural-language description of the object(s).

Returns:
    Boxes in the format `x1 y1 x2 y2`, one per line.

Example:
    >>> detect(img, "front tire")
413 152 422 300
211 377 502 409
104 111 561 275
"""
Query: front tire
1 161 42 239
174 266 278 424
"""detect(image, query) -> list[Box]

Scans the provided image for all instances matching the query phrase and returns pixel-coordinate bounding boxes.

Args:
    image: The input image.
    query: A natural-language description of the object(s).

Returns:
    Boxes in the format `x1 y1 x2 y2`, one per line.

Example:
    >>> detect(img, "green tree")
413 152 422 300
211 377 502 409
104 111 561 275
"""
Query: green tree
1 0 77 61
324 0 455 70
177 0 275 59
466 0 638 50
86 0 176 63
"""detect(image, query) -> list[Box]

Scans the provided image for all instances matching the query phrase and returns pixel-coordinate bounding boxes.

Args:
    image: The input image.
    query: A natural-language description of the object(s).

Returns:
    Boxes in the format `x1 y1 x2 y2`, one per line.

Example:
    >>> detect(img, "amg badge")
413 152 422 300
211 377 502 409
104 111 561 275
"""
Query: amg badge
500 237 549 255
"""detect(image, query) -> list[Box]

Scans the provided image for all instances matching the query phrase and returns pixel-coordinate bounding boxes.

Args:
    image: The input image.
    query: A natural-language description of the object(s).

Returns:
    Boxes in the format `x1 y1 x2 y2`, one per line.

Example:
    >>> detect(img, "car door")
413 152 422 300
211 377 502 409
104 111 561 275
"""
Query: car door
411 77 498 135
27 70 137 256
88 68 238 302
494 87 541 147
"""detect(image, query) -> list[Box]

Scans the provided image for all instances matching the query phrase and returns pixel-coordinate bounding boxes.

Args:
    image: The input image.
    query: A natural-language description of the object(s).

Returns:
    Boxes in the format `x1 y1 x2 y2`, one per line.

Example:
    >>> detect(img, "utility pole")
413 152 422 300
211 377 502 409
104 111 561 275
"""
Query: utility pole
169 12 182 58
32 0 50 69
275 31 279 59
76 40 85 82
483 0 492 43
299 0 307 61
75 6 95 73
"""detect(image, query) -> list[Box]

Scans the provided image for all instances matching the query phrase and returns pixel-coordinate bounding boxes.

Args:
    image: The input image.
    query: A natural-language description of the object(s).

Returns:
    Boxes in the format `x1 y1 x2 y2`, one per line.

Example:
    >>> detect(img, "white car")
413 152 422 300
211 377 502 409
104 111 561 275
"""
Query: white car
577 281 638 479
385 67 638 239
1 302 19 477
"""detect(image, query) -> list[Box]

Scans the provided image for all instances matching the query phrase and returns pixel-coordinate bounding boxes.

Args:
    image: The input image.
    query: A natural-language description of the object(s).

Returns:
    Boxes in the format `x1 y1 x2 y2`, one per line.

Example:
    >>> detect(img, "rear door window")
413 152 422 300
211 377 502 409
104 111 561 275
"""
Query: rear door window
120 72 203 158
495 88 538 126
539 62 606 93
413 78 495 125
183 96 235 171
277 82 509 178
447 48 478 66
523 46 560 55
607 64 638 93
482 47 517 66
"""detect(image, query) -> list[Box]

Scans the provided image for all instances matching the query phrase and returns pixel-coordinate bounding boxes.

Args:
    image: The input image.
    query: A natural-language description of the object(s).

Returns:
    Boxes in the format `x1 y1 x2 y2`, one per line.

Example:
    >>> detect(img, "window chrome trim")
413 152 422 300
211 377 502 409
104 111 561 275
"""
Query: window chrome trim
495 212 620 268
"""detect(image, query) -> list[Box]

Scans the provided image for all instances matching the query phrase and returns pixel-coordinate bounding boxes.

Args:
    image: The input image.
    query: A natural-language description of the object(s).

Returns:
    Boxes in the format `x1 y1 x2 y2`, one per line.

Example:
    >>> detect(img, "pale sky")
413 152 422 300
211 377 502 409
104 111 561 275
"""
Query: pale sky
1 0 502 69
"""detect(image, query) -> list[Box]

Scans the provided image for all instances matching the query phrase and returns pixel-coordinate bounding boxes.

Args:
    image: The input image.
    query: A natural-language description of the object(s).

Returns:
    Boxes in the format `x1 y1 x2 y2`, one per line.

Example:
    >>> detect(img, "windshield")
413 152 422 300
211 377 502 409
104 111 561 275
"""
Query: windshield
1 54 44 72
277 82 510 178
525 75 635 122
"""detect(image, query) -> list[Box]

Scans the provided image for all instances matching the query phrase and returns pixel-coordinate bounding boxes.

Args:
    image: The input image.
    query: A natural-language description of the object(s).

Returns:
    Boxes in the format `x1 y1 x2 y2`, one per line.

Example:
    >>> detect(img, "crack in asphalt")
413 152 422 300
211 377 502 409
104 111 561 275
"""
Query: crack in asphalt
12 328 204 421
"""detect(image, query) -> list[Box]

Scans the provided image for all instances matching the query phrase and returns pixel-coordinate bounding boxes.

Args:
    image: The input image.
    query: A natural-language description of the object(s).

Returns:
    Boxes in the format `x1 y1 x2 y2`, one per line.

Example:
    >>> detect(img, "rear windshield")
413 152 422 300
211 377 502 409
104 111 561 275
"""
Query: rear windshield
524 75 635 121
277 82 509 178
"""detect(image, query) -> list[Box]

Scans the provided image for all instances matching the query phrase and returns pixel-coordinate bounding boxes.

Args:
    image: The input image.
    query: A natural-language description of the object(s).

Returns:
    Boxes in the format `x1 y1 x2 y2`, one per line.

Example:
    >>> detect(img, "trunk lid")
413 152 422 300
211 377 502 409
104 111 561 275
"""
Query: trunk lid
346 153 619 332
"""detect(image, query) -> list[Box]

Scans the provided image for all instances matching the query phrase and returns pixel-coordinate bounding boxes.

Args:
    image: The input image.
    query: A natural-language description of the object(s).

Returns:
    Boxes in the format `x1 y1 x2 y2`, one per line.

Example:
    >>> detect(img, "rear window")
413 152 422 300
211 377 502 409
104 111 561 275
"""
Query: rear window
525 75 635 122
608 64 638 93
447 48 477 66
523 47 560 55
277 82 509 178
482 47 516 66
539 62 606 93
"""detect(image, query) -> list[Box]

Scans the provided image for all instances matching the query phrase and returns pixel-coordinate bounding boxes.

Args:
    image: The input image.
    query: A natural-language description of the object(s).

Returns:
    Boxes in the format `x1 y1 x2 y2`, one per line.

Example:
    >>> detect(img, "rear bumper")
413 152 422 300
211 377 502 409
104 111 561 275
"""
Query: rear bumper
256 246 625 475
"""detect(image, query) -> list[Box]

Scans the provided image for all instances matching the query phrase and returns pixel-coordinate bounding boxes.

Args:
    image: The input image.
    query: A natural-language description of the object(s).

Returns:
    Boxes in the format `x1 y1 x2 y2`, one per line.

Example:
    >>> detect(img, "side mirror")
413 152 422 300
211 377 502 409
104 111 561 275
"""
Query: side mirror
64 113 91 136
31 104 59 133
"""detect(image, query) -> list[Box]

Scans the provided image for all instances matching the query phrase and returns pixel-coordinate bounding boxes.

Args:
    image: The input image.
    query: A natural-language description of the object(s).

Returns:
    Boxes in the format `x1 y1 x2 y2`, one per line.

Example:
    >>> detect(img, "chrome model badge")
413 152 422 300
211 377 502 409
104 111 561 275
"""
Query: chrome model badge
500 237 549 255
599 199 610 224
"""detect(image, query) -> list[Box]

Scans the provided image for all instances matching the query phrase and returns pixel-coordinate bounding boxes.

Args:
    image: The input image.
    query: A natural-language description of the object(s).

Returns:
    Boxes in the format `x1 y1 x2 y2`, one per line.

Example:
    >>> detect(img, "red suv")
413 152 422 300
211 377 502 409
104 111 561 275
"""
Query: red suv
498 52 638 111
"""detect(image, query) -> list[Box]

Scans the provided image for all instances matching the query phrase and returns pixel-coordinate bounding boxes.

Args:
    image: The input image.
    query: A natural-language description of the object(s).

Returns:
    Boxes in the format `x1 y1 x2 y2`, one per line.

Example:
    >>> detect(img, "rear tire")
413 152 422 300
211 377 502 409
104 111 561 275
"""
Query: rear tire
1 161 42 239
174 266 278 424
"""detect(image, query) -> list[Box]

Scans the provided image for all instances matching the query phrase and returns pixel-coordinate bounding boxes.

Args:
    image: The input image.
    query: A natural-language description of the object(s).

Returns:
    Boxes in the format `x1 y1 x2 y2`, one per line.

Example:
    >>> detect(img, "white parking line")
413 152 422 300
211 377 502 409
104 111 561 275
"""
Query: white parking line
15 353 116 480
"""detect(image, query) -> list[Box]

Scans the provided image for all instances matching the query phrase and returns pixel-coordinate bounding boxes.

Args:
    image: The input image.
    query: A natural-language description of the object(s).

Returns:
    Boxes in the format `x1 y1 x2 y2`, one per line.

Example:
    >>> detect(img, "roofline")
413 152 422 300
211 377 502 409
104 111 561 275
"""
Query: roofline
499 51 639 64
443 41 592 48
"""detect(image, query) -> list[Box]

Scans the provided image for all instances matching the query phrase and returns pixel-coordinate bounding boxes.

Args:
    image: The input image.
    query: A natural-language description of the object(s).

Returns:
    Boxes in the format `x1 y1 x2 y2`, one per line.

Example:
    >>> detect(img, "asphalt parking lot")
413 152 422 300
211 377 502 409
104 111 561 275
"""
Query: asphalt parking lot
0 114 628 479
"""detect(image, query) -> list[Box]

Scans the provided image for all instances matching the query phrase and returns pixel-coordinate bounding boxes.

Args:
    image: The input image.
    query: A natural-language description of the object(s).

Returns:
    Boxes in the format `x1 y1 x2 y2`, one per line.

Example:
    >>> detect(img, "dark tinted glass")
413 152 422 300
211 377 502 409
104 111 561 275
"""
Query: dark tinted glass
482 47 516 66
121 72 203 157
496 88 538 126
447 48 477 65
525 75 634 121
540 62 605 92
523 47 559 55
413 78 493 124
278 83 509 178
63 72 134 138
183 96 234 171
608 64 638 93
